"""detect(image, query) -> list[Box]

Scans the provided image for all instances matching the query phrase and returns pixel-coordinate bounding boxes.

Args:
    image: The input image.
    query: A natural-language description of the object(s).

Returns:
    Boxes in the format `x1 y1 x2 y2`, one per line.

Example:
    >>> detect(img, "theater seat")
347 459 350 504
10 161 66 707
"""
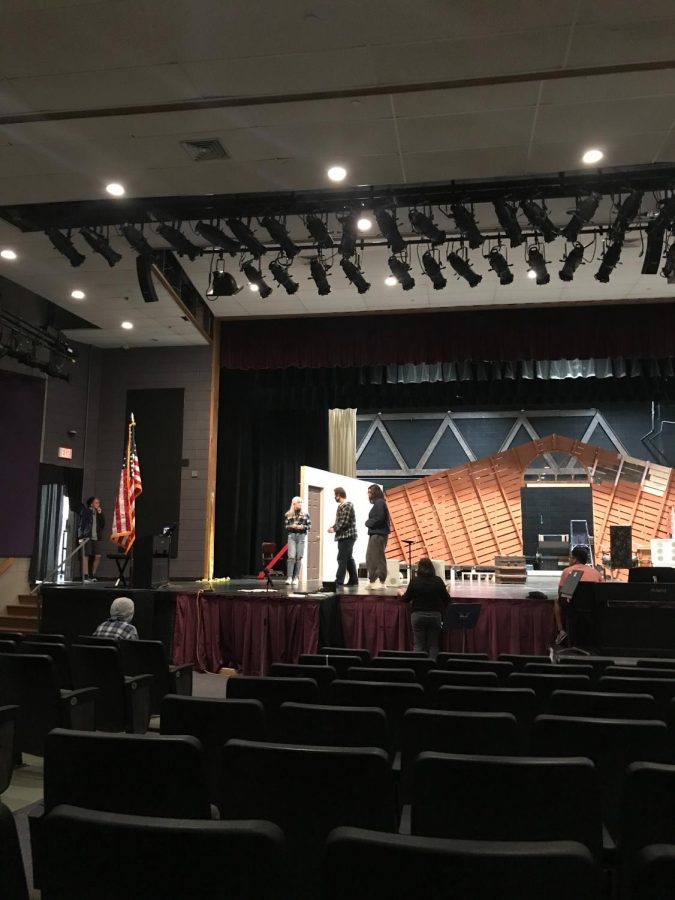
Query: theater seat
0 800 29 900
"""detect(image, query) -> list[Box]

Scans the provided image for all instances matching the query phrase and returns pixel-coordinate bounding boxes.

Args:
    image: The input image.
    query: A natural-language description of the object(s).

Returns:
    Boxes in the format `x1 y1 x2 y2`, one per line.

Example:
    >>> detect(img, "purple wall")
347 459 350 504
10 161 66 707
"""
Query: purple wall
0 371 44 555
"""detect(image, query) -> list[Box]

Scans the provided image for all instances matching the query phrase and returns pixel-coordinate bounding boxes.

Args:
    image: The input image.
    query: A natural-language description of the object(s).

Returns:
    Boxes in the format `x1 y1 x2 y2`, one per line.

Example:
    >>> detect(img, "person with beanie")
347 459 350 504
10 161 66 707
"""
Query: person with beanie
93 596 139 640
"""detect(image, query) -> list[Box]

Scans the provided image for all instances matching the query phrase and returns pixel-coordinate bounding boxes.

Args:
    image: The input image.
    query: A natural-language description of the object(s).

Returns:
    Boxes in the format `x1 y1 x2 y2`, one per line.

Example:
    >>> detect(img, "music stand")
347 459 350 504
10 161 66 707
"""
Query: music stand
402 539 416 581
444 602 481 653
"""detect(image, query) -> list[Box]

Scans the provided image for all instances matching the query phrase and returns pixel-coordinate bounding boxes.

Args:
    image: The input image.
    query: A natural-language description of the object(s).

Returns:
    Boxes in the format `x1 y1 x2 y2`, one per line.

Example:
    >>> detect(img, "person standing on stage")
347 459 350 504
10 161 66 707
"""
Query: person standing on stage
328 487 358 587
554 545 602 643
78 496 105 581
399 557 449 660
284 496 311 588
365 484 391 590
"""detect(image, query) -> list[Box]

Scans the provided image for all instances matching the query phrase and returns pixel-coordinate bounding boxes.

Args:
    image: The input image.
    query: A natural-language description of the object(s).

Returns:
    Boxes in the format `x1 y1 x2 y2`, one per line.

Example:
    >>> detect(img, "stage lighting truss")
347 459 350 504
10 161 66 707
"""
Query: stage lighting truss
559 242 586 282
388 255 415 290
527 244 550 285
447 247 482 287
520 199 559 243
0 309 76 380
375 208 407 254
409 209 446 245
340 255 370 294
259 216 300 258
227 218 267 257
305 214 334 250
194 221 241 255
269 258 300 294
421 249 447 290
447 203 484 249
562 192 601 243
156 223 201 261
309 256 331 295
487 246 513 285
595 240 623 283
206 255 242 298
242 260 272 298
45 228 86 267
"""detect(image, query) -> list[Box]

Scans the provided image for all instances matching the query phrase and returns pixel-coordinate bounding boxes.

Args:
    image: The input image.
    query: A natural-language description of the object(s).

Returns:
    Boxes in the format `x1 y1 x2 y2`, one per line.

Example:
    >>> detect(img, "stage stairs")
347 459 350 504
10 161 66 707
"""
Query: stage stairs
0 594 39 634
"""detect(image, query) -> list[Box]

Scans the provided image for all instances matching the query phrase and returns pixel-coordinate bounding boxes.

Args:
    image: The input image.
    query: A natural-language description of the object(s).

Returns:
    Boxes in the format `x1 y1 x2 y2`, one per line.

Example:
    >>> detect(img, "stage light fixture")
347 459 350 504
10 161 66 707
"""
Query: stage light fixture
493 198 524 247
269 260 299 294
79 228 122 267
207 260 242 298
642 225 666 275
562 192 601 242
46 229 86 267
156 224 200 261
450 204 484 249
194 221 241 256
260 216 300 258
520 199 559 242
647 195 675 235
305 215 334 250
375 208 407 254
662 241 675 282
409 210 446 245
388 256 415 291
447 251 482 287
242 262 272 298
310 257 331 295
340 257 370 294
120 224 154 256
559 243 585 282
338 212 358 258
226 219 267 257
421 251 447 290
487 248 513 285
527 245 550 284
595 240 623 283
609 190 643 242
12 333 35 364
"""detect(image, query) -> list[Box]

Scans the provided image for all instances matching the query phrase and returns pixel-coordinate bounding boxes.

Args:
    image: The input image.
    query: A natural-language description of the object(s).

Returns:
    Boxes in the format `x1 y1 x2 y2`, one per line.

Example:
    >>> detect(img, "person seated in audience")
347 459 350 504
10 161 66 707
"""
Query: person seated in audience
93 597 139 641
554 545 602 644
398 557 449 660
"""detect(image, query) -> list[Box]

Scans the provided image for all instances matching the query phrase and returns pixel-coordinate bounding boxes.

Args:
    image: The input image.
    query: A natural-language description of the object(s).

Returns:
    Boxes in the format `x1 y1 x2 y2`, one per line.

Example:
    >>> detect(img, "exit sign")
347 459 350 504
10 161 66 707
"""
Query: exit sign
57 447 73 459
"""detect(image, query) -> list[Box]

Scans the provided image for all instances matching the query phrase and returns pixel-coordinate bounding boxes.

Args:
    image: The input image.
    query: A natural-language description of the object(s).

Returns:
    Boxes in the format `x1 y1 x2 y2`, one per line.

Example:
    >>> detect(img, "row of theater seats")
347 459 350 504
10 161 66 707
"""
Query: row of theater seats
0 632 192 755
10 718 675 899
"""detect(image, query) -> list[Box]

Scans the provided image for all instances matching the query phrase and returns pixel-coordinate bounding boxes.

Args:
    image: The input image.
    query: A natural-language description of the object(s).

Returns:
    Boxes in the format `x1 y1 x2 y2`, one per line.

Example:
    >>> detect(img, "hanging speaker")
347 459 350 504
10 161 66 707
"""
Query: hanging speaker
610 525 633 568
136 255 159 303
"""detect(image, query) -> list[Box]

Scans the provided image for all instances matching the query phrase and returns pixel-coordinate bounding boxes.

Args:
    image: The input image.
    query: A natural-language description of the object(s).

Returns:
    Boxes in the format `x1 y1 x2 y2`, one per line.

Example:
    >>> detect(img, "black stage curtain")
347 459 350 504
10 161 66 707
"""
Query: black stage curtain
214 377 328 577
220 303 675 370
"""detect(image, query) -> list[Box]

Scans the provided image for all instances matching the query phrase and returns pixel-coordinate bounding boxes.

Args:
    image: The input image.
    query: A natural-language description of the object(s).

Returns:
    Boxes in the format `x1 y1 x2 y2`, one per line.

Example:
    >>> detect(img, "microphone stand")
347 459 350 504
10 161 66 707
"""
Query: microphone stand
402 539 417 581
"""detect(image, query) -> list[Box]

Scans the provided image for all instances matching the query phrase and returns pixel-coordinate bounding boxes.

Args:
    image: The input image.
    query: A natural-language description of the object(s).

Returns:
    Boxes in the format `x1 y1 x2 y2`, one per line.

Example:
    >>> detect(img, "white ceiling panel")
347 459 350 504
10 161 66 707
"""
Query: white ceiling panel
540 70 675 107
534 96 675 145
526 135 668 173
403 146 530 182
397 107 535 155
392 82 541 119
568 19 675 68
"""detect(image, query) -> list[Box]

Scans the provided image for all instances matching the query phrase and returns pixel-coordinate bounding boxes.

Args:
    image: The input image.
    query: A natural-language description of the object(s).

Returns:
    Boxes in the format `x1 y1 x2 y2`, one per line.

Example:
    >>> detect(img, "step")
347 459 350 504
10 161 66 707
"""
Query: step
0 615 38 632
6 605 39 618
17 594 39 606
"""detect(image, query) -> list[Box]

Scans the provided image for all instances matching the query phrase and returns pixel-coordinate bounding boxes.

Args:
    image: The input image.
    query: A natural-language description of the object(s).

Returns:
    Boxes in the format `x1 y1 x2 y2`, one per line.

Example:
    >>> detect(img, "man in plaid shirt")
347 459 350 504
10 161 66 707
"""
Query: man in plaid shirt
327 487 358 587
93 596 139 640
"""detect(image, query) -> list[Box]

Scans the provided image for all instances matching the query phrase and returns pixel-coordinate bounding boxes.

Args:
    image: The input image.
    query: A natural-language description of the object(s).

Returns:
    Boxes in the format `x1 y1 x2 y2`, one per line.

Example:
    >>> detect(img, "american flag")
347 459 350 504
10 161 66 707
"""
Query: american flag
110 415 142 553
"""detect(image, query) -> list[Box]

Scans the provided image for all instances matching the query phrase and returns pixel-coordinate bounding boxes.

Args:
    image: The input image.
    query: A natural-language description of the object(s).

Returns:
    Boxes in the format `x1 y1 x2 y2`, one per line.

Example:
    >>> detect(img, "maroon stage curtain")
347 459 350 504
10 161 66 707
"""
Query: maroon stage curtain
339 596 555 658
220 304 675 370
172 593 320 675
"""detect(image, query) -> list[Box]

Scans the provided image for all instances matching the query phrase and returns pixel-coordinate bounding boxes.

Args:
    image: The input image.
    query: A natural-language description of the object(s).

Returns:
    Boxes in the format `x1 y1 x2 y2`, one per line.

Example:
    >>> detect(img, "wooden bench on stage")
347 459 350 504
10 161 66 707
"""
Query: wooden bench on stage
495 556 527 585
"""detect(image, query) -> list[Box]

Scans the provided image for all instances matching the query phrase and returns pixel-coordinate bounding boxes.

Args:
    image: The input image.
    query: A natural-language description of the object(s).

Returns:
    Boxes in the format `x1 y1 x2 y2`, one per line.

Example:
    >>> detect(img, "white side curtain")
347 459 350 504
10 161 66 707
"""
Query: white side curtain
328 408 356 478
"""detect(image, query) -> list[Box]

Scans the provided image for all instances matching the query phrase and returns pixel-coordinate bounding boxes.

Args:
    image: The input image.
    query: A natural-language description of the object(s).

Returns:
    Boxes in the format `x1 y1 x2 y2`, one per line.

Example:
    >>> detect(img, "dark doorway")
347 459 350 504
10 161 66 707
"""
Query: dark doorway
521 485 594 558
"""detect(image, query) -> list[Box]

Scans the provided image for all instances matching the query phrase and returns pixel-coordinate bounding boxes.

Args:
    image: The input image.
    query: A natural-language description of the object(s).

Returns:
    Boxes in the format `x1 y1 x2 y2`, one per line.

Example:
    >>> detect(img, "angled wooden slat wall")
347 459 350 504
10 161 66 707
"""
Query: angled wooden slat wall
385 434 675 566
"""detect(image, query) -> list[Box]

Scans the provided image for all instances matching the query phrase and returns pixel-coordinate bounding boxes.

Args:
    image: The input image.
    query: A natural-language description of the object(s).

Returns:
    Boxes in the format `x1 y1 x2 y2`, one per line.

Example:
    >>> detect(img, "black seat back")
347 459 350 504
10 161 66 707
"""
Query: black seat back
76 634 119 647
0 632 24 643
70 644 127 731
0 800 29 900
525 663 594 679
279 702 390 755
598 676 675 720
378 650 427 659
0 640 16 653
620 762 675 858
118 639 169 714
412 752 602 862
226 676 319 739
548 690 658 721
19 641 71 689
45 728 211 818
41 805 285 900
369 656 433 682
427 670 500 696
319 647 371 663
269 663 336 702
300 654 363 676
508 673 591 710
325 827 600 900
27 633 66 645
160 695 265 803
625 845 675 900
327 680 425 750
498 654 551 669
0 705 19 795
0 653 61 755
437 658 515 682
437 652 489 663
346 666 417 683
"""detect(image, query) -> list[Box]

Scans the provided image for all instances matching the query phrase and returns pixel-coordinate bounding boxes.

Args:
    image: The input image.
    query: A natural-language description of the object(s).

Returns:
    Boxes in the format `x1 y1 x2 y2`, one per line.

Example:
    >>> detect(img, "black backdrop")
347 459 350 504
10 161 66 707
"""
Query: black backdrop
520 486 594 558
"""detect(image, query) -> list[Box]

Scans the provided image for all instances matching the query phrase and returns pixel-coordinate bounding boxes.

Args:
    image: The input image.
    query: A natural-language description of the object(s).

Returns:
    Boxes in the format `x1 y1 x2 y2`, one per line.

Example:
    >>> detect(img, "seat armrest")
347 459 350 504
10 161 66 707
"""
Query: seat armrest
59 687 98 731
28 801 45 888
123 674 153 734
168 663 193 696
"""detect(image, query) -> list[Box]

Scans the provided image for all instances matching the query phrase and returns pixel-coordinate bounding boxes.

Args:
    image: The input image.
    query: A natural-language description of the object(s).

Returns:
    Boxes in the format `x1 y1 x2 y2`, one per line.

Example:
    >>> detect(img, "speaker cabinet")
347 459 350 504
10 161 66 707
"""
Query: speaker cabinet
610 525 633 569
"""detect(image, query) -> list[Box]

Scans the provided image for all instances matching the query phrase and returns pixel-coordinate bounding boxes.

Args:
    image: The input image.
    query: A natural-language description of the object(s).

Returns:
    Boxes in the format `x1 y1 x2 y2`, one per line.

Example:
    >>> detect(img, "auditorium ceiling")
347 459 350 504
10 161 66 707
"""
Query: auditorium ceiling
0 0 674 347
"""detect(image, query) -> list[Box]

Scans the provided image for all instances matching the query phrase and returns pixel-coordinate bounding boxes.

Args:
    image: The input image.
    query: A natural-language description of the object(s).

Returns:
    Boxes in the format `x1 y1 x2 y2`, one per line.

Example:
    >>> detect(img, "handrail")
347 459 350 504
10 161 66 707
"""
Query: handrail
32 538 89 594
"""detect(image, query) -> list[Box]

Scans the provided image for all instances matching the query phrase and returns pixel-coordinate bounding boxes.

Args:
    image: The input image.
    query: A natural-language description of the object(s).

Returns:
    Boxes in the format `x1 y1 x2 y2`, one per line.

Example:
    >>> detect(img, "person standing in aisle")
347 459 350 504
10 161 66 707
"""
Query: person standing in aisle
399 557 449 660
365 484 390 589
328 487 358 587
284 496 311 588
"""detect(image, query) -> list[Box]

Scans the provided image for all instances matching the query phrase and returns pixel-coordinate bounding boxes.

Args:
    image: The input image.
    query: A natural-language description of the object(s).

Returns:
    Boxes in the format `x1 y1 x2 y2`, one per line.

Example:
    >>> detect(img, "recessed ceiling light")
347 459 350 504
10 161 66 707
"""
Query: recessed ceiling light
106 182 126 197
357 217 372 232
1 249 17 260
70 289 85 299
327 165 347 182
527 269 537 279
582 148 604 165
249 283 259 292
121 320 134 330
384 275 398 286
